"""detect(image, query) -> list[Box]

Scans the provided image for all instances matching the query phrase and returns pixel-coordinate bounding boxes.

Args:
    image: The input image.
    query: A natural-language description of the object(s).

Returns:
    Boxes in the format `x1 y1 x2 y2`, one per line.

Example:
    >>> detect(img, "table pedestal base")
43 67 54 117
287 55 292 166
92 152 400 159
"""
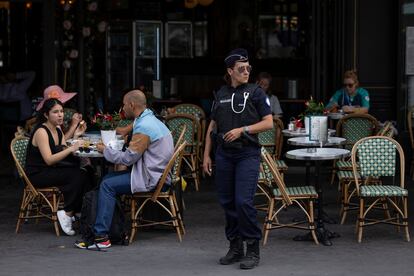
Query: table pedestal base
293 228 340 246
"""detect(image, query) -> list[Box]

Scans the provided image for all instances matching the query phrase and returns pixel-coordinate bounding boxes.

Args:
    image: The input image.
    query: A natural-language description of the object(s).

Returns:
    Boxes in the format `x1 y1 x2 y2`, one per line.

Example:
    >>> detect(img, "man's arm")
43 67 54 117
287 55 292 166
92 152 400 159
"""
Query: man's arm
102 133 150 166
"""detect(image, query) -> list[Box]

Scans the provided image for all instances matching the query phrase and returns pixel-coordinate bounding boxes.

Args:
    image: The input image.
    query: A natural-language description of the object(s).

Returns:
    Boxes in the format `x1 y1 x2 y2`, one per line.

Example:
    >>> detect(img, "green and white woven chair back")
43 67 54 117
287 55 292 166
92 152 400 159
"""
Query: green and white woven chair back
260 147 273 187
117 119 133 128
63 108 77 130
12 138 29 169
174 104 205 118
357 138 396 177
343 118 376 150
258 126 275 154
166 117 195 154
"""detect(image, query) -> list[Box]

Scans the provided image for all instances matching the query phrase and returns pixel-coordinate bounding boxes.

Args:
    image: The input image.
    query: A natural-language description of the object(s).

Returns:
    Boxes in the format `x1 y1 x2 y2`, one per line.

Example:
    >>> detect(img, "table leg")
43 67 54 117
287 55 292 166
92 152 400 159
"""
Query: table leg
293 160 340 246
305 161 311 186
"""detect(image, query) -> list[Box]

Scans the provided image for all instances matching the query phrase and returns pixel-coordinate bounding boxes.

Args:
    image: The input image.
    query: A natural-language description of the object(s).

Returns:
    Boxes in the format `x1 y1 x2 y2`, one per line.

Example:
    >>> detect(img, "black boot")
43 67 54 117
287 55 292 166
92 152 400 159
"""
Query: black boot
219 237 244 265
240 239 260 269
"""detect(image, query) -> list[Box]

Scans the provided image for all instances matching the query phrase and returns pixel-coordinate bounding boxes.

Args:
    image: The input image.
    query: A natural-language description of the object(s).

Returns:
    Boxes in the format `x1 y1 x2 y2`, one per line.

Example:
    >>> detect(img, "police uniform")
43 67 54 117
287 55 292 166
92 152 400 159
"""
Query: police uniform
211 83 271 241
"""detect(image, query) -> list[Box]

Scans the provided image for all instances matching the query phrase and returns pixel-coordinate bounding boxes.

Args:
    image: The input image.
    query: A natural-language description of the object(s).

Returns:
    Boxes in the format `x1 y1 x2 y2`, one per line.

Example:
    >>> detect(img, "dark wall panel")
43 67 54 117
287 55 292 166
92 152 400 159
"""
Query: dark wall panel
357 0 397 121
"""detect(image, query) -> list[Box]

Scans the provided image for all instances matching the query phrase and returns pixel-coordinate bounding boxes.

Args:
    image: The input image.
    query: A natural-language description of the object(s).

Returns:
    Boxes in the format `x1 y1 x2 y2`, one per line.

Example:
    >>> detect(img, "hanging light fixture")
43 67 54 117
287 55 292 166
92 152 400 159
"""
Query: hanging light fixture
184 0 198 9
198 0 214 6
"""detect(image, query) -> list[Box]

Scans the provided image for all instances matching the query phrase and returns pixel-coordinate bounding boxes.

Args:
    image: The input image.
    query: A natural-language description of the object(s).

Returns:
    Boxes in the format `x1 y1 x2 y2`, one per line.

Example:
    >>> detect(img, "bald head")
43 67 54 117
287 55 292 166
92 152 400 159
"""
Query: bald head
125 90 147 107
123 90 147 119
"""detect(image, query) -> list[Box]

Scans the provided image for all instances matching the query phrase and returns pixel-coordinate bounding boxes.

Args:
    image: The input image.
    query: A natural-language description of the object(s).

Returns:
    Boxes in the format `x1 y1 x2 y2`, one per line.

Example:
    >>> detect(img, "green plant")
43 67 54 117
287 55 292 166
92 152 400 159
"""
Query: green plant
303 96 325 116
92 111 125 130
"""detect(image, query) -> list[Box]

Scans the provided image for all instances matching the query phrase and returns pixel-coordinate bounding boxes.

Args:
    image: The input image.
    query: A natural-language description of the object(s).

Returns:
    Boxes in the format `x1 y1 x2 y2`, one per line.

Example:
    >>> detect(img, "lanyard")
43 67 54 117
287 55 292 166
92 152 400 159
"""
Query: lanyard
231 92 249 114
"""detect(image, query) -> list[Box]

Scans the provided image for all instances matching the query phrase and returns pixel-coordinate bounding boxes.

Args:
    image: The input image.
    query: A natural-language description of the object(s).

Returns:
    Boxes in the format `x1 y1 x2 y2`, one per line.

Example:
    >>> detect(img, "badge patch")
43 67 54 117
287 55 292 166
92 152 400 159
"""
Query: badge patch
266 97 270 106
365 96 370 101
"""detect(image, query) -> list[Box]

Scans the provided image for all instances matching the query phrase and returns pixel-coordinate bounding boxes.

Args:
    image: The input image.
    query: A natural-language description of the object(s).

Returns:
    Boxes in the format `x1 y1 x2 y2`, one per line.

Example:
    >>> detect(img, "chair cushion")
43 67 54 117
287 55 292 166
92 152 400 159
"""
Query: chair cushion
273 186 317 197
275 160 288 171
360 185 408 197
337 170 361 180
337 160 358 170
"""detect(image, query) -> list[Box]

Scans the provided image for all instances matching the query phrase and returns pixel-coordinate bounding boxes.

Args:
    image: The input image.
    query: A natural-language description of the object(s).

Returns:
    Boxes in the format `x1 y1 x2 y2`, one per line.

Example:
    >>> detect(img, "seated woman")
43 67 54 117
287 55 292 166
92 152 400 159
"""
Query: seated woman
36 85 83 139
326 70 370 114
25 98 90 235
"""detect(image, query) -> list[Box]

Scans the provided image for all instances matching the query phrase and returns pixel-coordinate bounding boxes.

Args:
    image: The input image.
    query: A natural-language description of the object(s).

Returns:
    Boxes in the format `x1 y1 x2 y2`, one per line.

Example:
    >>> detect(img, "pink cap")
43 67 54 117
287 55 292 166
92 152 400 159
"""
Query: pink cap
36 85 77 111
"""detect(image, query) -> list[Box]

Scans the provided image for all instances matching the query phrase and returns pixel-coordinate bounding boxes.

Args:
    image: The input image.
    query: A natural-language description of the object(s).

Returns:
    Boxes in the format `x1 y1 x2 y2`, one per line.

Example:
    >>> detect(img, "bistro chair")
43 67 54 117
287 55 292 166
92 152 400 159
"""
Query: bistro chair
339 120 394 224
172 123 187 151
129 142 187 243
173 103 206 171
116 119 133 128
165 113 201 191
259 148 319 245
63 107 77 131
407 106 414 179
10 136 62 236
258 117 288 176
330 113 379 185
352 136 409 242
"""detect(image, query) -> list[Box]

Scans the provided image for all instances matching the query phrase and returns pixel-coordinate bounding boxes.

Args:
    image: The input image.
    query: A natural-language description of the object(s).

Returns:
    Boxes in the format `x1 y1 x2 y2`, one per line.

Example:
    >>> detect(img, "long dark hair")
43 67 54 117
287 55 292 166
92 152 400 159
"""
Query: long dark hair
223 67 232 86
35 98 64 126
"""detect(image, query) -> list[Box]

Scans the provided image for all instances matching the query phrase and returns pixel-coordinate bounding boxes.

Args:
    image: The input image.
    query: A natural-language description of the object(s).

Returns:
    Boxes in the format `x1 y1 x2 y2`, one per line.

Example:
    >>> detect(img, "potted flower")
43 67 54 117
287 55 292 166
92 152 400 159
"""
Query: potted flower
92 111 125 145
301 96 325 133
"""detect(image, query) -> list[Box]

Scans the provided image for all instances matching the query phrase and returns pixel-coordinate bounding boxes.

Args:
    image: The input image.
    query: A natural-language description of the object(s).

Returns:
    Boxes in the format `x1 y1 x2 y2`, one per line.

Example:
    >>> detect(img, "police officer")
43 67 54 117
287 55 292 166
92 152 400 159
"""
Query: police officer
203 48 273 269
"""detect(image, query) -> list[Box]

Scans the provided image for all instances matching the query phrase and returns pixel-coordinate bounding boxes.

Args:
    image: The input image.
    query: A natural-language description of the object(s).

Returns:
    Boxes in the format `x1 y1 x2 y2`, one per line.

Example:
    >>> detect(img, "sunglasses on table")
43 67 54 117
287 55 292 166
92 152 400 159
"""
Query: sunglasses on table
235 65 252 74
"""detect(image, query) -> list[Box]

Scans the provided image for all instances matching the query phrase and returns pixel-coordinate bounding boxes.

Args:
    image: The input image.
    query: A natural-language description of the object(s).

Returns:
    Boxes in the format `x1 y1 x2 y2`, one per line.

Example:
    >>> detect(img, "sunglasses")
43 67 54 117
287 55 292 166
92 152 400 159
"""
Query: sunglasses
235 65 252 74
343 83 355 88
79 147 91 153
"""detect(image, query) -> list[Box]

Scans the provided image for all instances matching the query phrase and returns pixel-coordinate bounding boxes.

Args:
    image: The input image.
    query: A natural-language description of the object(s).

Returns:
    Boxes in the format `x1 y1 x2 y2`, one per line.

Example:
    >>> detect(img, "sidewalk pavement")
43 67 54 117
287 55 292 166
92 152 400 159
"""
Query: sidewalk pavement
0 160 413 276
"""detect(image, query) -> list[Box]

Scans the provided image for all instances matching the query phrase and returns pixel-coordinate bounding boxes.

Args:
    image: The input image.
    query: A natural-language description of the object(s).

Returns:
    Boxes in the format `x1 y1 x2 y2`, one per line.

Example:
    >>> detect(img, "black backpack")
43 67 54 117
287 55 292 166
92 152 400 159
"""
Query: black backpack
80 190 129 246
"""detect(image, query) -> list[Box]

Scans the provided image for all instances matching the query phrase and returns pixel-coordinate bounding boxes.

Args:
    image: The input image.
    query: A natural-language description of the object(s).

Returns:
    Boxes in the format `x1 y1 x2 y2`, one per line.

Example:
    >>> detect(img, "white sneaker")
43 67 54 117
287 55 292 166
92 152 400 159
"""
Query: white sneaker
57 210 75 236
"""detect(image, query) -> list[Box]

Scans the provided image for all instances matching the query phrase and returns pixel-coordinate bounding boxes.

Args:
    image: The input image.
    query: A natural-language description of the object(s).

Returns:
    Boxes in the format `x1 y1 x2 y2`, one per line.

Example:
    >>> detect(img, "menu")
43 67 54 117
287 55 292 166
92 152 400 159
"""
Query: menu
309 116 328 142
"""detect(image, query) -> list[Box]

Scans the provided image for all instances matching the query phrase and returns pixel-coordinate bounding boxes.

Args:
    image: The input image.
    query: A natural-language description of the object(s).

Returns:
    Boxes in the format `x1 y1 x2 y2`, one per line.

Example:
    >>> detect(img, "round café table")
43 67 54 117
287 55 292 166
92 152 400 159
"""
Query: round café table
282 128 336 138
287 136 346 147
285 147 350 246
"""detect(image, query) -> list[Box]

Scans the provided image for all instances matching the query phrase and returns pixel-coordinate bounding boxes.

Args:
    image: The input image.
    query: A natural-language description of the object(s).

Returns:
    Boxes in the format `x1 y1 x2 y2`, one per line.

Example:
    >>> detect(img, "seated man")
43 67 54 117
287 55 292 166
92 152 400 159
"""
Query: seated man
325 70 370 114
75 89 174 249
256 72 283 118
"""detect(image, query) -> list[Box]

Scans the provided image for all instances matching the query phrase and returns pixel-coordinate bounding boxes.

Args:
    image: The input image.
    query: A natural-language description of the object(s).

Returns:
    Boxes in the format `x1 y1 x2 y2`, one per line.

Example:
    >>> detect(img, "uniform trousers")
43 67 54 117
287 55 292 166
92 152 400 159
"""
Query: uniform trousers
215 145 262 241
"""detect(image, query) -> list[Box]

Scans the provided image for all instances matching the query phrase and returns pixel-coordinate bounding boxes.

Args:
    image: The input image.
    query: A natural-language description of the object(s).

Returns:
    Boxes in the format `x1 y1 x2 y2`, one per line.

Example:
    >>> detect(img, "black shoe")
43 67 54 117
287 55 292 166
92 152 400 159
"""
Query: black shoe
240 239 260 269
219 237 244 265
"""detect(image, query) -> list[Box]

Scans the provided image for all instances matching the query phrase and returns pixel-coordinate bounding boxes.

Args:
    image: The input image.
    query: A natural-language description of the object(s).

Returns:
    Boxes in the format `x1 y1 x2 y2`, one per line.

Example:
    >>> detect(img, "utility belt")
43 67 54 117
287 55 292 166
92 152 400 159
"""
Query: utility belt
211 131 258 150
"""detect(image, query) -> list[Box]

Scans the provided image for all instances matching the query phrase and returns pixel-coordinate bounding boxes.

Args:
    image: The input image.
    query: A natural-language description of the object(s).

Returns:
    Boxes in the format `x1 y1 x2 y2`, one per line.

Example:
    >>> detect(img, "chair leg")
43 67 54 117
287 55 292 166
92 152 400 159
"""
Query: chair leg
309 200 319 245
129 198 137 244
357 198 364 243
172 195 185 235
403 197 410 242
169 196 182 242
52 192 60 237
192 155 200 191
330 160 337 185
340 181 349 225
262 199 274 246
15 189 28 234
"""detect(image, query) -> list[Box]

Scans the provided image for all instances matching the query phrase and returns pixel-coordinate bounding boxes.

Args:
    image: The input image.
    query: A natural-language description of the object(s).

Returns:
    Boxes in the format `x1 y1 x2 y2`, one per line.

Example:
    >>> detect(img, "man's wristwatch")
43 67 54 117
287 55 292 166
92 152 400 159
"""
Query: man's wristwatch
243 126 250 134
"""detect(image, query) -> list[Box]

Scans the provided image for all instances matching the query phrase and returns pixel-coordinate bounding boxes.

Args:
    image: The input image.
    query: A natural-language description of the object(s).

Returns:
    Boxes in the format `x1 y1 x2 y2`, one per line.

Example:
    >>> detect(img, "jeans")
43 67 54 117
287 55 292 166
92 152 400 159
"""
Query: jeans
94 170 131 236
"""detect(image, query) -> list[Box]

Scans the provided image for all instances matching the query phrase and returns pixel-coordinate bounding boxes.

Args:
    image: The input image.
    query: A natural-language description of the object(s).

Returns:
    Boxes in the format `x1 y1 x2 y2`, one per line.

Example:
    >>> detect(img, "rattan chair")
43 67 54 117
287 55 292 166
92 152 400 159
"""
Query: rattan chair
173 103 206 173
10 136 62 236
339 120 394 224
258 117 288 174
407 107 414 180
129 142 187 243
259 148 319 245
352 136 410 243
331 113 379 186
165 113 201 191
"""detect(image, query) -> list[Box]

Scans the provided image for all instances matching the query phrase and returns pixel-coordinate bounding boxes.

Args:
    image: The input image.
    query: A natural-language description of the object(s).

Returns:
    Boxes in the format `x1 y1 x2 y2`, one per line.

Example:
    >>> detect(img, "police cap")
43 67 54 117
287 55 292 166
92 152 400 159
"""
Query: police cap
224 48 249 68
